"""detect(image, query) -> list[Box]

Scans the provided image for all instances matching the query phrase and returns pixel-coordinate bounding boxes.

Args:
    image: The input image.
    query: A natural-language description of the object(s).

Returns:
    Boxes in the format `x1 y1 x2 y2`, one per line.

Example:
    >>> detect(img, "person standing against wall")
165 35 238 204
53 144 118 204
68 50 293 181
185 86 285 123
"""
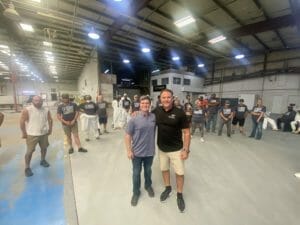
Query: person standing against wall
125 95 156 206
20 96 53 177
249 98 266 140
152 89 191 213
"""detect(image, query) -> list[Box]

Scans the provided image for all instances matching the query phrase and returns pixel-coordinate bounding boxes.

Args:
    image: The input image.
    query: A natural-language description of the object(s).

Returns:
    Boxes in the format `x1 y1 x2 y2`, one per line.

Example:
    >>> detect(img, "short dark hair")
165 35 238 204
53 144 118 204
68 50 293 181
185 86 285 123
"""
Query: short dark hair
239 99 244 102
61 93 69 99
139 95 151 102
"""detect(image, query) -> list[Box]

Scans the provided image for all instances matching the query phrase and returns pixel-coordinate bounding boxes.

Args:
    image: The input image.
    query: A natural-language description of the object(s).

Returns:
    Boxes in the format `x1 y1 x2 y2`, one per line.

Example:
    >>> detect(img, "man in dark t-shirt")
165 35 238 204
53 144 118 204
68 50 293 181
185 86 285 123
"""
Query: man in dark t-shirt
152 89 190 213
218 100 234 137
232 99 248 135
249 98 266 140
96 94 109 134
206 93 220 132
131 95 140 113
57 94 87 154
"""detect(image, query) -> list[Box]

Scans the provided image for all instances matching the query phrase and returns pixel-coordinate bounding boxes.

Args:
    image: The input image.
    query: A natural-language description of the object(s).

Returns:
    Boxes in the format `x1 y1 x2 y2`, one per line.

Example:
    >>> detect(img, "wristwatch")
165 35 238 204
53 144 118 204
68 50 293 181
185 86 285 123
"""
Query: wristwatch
183 148 190 153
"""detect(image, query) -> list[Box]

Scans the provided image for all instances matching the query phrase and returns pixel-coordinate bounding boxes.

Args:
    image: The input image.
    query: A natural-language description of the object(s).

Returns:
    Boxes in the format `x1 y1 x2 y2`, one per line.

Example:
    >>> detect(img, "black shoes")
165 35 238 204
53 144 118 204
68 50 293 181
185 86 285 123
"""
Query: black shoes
131 194 140 206
177 194 185 213
145 186 155 197
160 186 172 202
68 148 74 154
78 147 88 153
40 160 50 167
25 168 33 177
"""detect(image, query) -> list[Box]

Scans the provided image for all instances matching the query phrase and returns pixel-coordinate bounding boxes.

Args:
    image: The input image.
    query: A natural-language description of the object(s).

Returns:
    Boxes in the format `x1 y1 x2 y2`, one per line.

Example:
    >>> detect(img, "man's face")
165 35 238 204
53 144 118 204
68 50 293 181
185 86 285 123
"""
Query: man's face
32 96 43 108
62 98 69 104
98 95 103 102
160 91 173 109
140 99 150 112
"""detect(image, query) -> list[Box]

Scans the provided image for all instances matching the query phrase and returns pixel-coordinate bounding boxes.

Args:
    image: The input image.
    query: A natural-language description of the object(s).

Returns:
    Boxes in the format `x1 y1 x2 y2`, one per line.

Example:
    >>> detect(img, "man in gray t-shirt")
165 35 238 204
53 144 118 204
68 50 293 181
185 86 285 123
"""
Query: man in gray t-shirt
125 95 156 207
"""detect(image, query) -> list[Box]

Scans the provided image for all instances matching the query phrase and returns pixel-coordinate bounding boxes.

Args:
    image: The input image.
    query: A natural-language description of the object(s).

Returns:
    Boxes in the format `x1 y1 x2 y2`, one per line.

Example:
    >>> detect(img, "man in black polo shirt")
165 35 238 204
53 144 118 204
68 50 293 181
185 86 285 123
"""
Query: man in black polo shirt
57 94 87 154
152 89 191 213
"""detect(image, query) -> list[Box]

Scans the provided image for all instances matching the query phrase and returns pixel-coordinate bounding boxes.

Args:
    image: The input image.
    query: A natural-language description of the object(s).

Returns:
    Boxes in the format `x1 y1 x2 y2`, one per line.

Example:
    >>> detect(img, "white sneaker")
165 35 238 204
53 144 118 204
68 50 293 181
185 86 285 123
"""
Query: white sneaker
200 138 205 143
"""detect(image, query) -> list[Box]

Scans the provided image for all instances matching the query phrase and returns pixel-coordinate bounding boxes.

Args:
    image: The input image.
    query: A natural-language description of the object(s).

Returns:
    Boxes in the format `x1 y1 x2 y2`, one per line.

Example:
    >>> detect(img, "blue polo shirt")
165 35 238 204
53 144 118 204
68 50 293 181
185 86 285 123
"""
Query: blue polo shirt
126 112 156 157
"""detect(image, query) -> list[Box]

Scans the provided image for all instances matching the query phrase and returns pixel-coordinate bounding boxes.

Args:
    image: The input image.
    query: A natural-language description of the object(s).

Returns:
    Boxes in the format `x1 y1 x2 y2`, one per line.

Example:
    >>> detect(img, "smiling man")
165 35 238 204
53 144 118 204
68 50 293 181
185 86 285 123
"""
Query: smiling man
152 89 191 213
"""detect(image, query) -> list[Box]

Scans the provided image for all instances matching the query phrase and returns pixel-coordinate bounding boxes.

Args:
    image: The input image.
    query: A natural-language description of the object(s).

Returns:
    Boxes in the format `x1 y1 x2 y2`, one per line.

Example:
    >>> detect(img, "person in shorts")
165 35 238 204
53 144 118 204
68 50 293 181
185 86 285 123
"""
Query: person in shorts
20 96 53 177
96 94 109 134
57 93 87 154
232 99 248 135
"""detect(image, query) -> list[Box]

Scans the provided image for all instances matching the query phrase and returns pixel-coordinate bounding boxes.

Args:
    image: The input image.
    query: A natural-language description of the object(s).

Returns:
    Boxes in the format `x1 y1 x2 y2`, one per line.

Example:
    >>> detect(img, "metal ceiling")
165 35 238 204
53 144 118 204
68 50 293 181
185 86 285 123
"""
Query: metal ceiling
0 0 299 82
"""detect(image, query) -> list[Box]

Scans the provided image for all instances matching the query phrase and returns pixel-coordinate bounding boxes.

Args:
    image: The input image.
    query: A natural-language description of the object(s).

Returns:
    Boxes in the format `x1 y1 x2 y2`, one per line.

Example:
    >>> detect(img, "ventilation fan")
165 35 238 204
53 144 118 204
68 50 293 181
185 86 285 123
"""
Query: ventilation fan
3 2 21 21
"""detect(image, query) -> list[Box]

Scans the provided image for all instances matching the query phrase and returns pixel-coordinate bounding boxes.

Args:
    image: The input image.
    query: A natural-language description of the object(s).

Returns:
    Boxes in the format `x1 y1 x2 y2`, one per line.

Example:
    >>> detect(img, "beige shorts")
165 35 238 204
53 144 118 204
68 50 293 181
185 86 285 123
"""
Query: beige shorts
159 149 185 175
63 122 78 137
26 134 49 153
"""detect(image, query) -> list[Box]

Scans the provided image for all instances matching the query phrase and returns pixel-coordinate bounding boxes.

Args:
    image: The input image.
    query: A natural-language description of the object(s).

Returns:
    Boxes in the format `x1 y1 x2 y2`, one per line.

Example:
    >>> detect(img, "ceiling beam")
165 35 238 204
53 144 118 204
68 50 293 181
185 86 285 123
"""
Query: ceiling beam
289 0 300 33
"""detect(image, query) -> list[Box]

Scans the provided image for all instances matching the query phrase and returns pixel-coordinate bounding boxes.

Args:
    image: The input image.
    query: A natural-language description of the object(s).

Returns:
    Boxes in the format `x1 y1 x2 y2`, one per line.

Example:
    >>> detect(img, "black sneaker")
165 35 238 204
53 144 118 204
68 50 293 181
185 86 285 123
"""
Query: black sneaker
25 168 33 177
78 147 88 153
160 186 172 202
145 186 155 197
131 194 140 206
40 160 50 167
96 136 100 140
177 195 185 212
68 148 74 154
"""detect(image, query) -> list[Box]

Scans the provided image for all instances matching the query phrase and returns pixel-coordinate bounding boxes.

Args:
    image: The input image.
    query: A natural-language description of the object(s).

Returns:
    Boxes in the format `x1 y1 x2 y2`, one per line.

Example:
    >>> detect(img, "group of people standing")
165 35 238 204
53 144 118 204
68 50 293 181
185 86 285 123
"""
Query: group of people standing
20 93 109 177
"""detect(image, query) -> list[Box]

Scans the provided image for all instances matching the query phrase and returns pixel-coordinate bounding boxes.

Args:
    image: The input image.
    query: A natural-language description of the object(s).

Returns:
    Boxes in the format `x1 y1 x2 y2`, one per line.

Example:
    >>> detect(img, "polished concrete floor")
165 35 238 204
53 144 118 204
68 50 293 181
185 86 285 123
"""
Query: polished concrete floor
0 110 300 225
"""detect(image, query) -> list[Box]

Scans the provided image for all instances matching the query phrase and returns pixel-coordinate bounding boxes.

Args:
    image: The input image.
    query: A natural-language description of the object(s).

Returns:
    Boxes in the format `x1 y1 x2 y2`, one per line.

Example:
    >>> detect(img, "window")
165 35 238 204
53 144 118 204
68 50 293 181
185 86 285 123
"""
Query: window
183 79 191 85
152 79 157 86
161 78 169 85
173 77 181 84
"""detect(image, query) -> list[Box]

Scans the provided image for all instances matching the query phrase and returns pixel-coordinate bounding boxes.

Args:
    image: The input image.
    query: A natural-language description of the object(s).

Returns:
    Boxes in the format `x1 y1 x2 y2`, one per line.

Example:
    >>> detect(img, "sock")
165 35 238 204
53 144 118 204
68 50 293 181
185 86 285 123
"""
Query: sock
165 186 171 191
177 192 183 198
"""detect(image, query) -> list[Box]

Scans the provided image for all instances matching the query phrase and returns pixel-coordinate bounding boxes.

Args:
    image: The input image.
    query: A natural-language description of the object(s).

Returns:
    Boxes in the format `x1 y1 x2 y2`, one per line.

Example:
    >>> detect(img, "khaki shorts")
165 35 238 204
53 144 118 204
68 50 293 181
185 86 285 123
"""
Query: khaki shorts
63 122 78 137
26 134 49 153
159 149 185 175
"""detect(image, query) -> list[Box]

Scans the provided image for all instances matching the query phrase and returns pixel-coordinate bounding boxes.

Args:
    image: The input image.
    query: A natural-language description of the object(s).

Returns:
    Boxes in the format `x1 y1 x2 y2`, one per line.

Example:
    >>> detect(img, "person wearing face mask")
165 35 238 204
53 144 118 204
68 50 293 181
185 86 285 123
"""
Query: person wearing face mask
20 95 53 177
79 95 100 141
276 105 296 132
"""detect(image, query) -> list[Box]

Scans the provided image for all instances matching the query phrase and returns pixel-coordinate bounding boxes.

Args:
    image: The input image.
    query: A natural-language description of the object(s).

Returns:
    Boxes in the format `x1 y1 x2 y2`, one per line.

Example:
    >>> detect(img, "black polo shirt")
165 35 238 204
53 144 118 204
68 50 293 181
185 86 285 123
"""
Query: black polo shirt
57 102 78 121
152 106 189 152
79 102 98 115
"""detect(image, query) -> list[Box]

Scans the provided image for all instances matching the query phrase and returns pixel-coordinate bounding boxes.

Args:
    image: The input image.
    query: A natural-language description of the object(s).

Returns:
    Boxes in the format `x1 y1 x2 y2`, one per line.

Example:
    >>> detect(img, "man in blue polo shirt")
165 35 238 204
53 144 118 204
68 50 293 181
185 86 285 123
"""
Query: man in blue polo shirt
125 95 156 207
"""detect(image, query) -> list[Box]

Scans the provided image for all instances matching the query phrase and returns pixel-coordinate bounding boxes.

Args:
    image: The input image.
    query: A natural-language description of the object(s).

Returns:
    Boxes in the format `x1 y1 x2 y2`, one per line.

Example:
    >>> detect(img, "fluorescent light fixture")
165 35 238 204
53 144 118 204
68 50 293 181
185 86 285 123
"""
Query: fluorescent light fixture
235 54 245 59
123 59 130 64
43 41 52 47
53 75 58 79
198 64 205 68
172 56 180 61
0 50 10 56
114 0 123 1
88 28 100 40
208 35 226 44
31 0 41 2
141 47 150 53
20 23 34 32
0 45 9 49
55 79 59 82
51 71 57 75
31 78 35 81
44 51 53 55
174 15 196 28
151 69 160 73
3 77 10 80
0 61 9 70
104 69 109 74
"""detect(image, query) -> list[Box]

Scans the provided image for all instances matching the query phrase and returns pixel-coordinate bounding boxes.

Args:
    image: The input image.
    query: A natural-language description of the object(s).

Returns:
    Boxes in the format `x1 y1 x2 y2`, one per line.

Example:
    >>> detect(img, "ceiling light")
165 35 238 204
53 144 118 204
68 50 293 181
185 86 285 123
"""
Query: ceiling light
104 69 109 74
151 69 160 73
114 0 123 2
53 75 58 79
208 35 226 44
43 41 52 47
3 77 10 80
31 0 41 2
20 23 34 32
123 59 130 64
198 64 205 68
88 28 100 40
141 48 150 53
174 16 196 28
55 79 59 82
0 45 9 49
44 51 53 55
235 54 245 59
31 78 35 81
172 56 180 61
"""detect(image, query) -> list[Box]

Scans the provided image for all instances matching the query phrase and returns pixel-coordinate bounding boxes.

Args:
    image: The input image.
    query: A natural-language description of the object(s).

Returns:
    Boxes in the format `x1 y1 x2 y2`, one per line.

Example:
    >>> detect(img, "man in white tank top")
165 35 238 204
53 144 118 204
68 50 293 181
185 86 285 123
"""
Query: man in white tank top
20 96 53 177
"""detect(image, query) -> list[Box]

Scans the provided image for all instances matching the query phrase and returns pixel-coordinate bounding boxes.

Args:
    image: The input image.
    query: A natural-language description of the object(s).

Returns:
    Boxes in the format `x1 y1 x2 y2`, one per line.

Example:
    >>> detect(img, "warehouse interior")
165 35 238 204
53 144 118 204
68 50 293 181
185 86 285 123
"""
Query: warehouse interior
0 0 300 225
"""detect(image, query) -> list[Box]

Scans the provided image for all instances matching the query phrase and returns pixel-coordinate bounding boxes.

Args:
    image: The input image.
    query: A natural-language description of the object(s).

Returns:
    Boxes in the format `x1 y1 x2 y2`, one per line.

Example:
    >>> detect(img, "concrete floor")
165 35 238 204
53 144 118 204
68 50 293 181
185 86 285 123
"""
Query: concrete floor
0 110 300 225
